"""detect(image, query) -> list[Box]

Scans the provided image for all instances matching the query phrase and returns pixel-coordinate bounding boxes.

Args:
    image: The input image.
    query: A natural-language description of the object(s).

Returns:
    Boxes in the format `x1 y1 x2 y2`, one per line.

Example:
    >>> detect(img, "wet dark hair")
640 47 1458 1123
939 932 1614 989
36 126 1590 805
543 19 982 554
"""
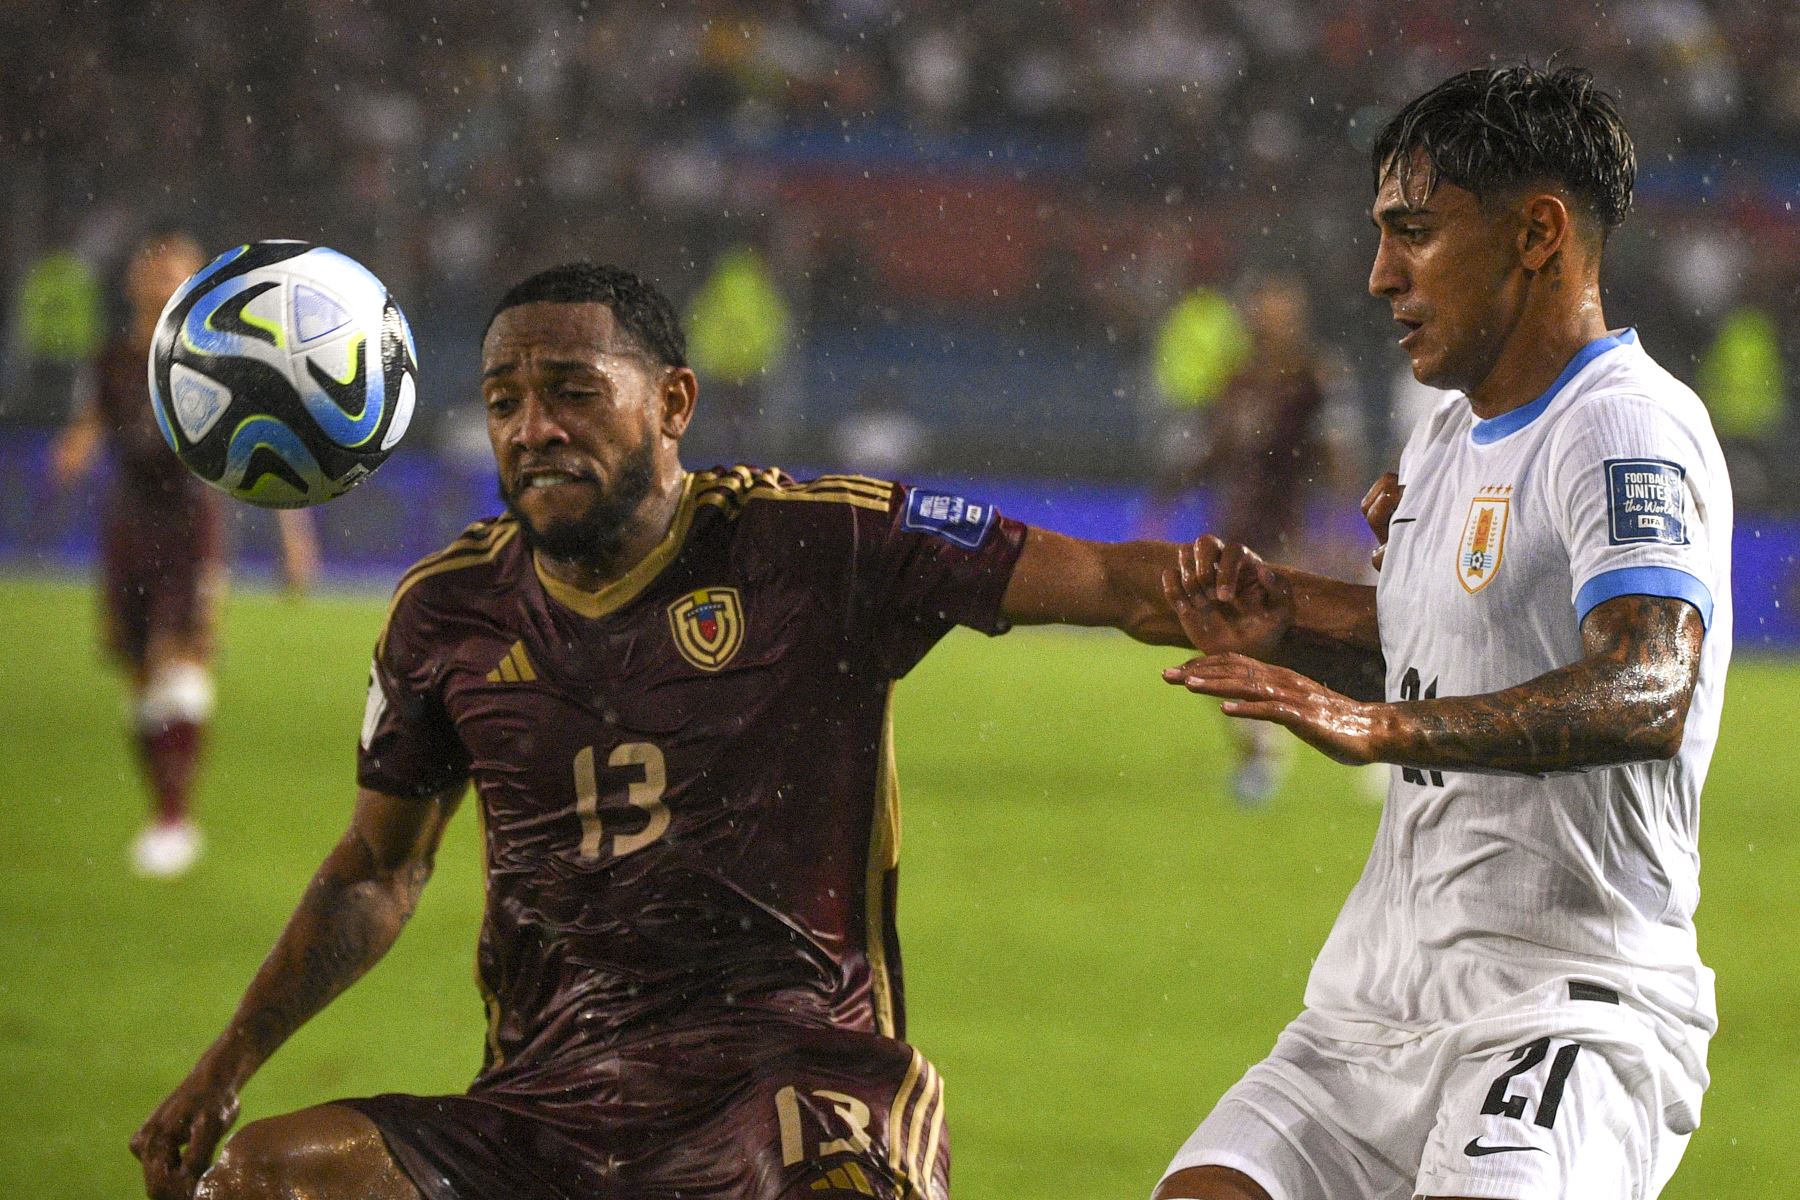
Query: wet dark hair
1372 65 1636 239
486 262 688 368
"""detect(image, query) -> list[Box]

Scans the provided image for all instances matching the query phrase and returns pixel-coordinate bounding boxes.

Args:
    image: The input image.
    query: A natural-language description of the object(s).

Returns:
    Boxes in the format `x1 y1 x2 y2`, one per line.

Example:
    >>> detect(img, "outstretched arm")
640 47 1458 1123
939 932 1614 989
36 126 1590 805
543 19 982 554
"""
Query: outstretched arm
1150 473 1404 698
49 371 104 488
131 783 464 1200
999 527 1190 646
1164 594 1703 774
996 491 1389 675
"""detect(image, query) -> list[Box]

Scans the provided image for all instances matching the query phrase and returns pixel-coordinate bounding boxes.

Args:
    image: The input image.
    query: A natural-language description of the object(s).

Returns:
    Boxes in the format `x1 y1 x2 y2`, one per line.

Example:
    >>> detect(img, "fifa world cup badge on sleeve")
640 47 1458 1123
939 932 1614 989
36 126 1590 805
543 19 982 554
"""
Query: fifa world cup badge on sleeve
901 490 997 549
1606 459 1688 545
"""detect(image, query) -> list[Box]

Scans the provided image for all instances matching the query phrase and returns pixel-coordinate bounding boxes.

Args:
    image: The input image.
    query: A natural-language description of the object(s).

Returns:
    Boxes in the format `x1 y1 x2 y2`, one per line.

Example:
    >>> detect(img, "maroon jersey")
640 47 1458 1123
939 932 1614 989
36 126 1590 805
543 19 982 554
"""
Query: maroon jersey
344 1021 949 1199
1206 355 1328 551
358 467 1027 1084
92 336 217 509
89 336 223 664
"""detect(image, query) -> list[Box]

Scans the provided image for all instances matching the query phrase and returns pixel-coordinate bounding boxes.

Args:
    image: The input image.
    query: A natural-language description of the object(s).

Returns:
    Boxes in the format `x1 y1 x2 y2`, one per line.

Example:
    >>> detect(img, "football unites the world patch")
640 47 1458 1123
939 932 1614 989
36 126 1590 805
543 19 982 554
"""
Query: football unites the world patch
900 489 996 549
1605 458 1688 545
1457 486 1512 594
668 587 745 671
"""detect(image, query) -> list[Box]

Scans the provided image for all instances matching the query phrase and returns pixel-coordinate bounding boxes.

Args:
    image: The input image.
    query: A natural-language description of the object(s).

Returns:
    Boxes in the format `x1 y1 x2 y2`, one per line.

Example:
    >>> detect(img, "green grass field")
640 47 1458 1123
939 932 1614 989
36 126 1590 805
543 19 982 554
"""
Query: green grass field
0 575 1792 1198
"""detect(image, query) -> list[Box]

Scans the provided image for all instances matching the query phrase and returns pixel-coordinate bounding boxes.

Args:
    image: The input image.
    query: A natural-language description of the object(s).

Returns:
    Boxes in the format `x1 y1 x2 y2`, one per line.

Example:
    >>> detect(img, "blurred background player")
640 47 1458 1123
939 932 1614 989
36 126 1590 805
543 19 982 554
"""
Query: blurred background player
682 238 792 465
1163 273 1342 805
48 230 320 878
1138 280 1249 539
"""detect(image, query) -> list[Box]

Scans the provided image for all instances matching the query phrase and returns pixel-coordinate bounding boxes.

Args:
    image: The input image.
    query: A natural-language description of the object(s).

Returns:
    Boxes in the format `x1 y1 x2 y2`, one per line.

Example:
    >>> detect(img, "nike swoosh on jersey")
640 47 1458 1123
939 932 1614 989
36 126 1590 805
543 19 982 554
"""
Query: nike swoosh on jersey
1464 1137 1545 1157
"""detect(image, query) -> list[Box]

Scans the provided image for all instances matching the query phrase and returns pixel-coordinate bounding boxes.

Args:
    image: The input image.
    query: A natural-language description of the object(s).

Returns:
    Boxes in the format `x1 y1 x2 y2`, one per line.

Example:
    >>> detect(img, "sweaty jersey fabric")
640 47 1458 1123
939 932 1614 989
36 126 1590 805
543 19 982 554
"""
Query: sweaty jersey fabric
343 1019 950 1200
358 467 1027 1085
1308 330 1732 1131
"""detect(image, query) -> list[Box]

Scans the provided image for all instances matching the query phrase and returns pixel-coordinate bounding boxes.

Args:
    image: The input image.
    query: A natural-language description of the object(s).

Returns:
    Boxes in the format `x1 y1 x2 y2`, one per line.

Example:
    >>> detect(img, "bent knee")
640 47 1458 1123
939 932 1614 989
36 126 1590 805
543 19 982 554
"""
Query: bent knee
197 1116 304 1200
198 1107 412 1200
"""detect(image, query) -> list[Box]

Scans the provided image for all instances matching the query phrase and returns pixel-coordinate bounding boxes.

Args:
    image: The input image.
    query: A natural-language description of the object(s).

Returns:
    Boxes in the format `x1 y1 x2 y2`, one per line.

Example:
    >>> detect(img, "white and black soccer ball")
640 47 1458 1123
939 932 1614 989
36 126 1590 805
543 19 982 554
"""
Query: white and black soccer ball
149 240 418 508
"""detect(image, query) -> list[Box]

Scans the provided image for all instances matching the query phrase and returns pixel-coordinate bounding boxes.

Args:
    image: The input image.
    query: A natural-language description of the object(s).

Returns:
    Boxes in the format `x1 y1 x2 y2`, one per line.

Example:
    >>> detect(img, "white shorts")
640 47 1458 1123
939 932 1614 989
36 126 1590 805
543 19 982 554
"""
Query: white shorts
1160 980 1699 1200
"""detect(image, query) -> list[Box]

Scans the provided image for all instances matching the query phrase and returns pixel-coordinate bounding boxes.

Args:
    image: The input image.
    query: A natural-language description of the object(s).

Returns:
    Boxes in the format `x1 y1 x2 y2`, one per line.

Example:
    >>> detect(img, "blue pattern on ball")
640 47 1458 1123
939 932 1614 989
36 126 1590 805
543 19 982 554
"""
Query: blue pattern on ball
295 335 387 449
148 369 179 452
223 414 330 504
165 243 250 315
180 275 287 364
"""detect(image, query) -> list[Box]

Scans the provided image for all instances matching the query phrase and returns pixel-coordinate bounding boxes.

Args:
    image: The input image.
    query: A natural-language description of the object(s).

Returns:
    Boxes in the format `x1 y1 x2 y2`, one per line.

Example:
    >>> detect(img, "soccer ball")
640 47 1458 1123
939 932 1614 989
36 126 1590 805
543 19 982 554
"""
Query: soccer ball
148 240 418 508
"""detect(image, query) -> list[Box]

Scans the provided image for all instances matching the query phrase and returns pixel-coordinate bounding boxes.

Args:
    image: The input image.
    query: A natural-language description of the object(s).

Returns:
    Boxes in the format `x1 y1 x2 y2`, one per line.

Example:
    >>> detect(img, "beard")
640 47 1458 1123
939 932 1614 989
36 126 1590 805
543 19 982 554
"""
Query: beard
500 432 658 571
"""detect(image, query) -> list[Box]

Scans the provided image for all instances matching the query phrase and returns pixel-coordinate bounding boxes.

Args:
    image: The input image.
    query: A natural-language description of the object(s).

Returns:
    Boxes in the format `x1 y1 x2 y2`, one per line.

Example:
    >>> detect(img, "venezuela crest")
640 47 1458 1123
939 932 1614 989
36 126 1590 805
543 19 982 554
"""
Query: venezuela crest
668 587 745 671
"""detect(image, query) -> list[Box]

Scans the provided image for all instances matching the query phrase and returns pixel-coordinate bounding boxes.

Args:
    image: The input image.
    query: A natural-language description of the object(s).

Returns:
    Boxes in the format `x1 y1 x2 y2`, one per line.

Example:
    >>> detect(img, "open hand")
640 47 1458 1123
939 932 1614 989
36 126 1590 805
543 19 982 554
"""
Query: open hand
1163 652 1388 766
130 1060 241 1200
1161 535 1294 661
1361 473 1404 571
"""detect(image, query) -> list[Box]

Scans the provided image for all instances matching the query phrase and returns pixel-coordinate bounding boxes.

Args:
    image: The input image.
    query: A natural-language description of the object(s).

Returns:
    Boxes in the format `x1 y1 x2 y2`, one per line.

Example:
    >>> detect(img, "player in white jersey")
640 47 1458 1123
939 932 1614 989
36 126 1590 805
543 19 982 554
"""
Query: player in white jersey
1153 67 1730 1200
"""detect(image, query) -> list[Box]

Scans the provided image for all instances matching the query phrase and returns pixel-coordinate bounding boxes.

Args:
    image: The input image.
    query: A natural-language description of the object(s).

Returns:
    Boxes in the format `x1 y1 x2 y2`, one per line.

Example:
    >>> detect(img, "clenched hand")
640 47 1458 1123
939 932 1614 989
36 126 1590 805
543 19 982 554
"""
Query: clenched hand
1161 535 1294 661
130 1056 241 1200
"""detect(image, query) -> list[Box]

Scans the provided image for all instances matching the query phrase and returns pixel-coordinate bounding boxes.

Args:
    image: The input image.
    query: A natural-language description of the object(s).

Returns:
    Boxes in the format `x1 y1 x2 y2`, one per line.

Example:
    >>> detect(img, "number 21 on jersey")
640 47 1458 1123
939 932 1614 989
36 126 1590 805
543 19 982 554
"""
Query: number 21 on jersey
1398 666 1444 787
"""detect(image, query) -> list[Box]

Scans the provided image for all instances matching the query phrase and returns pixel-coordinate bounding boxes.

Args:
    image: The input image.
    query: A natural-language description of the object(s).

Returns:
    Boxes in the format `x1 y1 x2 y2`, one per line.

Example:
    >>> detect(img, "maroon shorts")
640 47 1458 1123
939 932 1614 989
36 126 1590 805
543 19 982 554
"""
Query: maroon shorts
340 1021 950 1200
100 490 224 668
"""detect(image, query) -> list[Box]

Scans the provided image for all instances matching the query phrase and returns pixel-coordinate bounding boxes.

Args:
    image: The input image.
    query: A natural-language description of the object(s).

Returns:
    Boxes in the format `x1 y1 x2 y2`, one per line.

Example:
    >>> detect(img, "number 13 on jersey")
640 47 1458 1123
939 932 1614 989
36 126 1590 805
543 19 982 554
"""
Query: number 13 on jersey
572 742 669 859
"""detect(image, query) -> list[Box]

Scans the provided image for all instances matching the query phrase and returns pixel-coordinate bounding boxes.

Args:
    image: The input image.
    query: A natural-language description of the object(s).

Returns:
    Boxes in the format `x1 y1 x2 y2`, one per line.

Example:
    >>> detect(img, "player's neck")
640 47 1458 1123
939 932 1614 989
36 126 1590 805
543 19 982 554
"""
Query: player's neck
1465 282 1609 421
535 467 688 593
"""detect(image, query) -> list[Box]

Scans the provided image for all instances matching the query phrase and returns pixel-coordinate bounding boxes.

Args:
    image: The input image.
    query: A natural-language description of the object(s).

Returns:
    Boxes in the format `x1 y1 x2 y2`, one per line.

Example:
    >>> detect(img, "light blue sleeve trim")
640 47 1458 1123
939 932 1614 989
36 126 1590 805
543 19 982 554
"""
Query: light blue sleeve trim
1574 565 1713 629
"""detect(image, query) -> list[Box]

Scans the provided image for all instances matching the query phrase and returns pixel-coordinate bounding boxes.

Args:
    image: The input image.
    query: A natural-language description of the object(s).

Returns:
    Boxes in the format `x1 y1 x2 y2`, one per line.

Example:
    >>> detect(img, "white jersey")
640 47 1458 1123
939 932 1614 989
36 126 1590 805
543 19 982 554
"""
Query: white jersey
1307 329 1731 1121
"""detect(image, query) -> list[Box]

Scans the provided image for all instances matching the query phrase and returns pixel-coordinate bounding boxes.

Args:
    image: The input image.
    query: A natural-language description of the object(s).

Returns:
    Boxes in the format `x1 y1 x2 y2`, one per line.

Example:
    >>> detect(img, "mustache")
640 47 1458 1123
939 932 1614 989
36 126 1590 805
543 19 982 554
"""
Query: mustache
499 437 658 567
508 457 596 483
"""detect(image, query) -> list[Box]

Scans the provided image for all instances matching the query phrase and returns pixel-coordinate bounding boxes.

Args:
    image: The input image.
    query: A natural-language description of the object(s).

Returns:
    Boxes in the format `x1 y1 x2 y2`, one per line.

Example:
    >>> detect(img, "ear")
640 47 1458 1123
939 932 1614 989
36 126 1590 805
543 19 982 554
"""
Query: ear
659 367 698 440
1516 193 1572 272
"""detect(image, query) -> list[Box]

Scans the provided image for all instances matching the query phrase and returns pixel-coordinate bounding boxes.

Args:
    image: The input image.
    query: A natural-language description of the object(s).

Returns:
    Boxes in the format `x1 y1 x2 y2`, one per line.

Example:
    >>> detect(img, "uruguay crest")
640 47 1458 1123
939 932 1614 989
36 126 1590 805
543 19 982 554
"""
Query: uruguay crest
667 587 745 671
1457 488 1511 594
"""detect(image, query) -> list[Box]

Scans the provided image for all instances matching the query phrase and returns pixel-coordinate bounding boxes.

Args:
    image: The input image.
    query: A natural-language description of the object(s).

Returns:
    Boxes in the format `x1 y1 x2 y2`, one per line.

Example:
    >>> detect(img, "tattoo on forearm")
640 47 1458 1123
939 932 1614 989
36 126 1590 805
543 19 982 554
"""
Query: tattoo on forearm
237 848 430 1061
1392 595 1703 773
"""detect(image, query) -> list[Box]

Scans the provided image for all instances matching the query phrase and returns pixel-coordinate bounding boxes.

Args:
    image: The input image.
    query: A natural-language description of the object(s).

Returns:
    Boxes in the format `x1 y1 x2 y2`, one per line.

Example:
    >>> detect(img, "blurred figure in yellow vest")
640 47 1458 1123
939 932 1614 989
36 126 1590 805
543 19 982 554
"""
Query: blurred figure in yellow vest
684 242 791 464
1138 283 1249 537
1696 303 1787 511
6 247 104 427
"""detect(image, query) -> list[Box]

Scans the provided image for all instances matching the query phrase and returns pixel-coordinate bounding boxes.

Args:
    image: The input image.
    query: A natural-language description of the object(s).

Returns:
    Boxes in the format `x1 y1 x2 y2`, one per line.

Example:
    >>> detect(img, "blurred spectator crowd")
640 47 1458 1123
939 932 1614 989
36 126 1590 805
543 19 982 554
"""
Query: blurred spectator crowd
4 0 1797 500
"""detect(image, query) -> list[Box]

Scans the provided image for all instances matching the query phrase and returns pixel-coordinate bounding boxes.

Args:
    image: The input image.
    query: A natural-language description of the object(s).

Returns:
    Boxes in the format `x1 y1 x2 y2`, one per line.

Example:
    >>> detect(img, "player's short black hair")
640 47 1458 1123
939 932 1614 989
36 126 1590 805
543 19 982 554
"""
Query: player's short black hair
1372 65 1636 239
486 263 688 368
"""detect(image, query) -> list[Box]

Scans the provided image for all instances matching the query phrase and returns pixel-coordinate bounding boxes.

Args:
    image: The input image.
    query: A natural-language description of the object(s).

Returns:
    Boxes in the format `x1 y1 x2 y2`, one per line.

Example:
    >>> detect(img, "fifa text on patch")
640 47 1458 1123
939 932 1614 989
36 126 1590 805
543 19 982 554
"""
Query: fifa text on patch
1605 459 1687 545
901 490 996 549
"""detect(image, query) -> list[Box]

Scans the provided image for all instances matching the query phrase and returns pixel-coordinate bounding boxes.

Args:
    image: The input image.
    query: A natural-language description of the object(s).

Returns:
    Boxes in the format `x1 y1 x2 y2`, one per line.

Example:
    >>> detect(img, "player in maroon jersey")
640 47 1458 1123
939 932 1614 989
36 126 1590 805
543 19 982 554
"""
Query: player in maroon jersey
50 231 320 878
1186 274 1337 806
133 264 1197 1200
